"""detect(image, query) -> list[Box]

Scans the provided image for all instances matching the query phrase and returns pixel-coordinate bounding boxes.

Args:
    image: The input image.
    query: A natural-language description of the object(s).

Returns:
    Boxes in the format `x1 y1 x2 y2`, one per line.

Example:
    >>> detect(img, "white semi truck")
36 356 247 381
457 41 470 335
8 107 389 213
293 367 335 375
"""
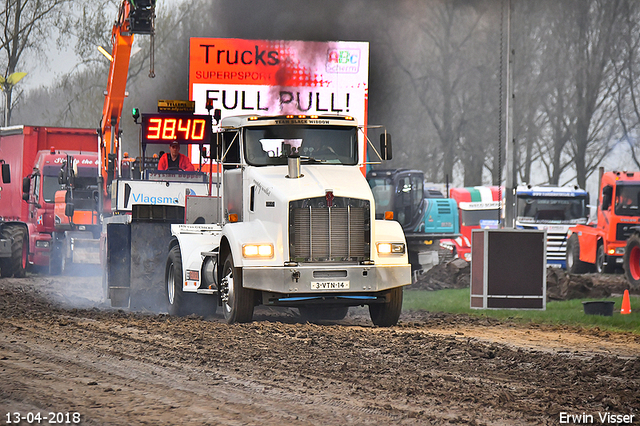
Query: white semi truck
165 114 411 326
515 184 589 269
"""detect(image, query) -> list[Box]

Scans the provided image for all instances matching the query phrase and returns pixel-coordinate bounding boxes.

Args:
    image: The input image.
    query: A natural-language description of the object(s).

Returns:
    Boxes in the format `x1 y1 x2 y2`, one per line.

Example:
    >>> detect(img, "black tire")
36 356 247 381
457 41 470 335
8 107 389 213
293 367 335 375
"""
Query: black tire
624 233 640 289
13 227 27 278
299 305 349 322
220 251 254 324
369 286 403 327
596 244 616 274
595 244 605 274
49 238 63 275
0 225 27 278
166 245 188 316
165 245 217 317
566 234 591 274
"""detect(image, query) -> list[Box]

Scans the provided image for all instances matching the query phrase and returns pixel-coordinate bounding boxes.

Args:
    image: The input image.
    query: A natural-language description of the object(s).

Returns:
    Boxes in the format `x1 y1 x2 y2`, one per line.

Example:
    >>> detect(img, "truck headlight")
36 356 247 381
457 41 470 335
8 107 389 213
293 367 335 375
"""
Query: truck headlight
377 242 405 255
242 243 274 258
35 241 50 248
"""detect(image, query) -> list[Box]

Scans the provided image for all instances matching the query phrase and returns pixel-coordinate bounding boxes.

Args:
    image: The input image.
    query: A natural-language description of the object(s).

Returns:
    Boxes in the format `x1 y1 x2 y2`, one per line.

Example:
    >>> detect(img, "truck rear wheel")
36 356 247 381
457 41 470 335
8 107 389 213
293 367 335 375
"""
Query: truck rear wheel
165 245 218 317
166 245 189 316
369 286 403 327
566 234 591 274
0 225 27 278
220 252 254 324
624 233 640 289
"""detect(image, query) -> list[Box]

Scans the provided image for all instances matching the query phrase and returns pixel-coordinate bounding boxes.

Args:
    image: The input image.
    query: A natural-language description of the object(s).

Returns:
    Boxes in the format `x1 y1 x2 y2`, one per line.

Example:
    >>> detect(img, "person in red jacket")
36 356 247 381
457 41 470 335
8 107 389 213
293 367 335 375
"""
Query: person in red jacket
157 142 195 171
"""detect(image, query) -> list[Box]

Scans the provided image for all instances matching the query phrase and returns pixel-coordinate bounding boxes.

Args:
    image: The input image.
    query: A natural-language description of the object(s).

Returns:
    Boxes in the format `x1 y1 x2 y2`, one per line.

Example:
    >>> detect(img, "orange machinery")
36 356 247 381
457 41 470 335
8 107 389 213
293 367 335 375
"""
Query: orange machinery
99 0 155 210
566 170 640 274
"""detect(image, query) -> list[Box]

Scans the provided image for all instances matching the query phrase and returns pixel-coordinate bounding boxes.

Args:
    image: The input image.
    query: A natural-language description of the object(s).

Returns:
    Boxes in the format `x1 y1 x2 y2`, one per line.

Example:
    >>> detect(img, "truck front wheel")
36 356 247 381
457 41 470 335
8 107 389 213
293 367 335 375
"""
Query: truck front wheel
624 233 640 289
596 244 616 274
220 252 254 324
369 286 403 327
566 234 591 274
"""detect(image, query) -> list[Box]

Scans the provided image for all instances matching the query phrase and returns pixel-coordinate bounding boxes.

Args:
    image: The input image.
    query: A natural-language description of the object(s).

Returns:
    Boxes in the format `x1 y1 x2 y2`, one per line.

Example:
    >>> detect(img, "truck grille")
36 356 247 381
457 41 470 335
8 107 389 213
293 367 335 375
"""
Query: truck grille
546 231 567 264
289 197 370 262
616 222 637 241
519 226 567 265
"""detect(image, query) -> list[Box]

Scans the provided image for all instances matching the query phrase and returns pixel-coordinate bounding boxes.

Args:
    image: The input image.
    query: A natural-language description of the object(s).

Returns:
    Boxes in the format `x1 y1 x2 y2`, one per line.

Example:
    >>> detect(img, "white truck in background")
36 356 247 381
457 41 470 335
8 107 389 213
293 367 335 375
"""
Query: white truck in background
515 184 589 269
166 113 411 326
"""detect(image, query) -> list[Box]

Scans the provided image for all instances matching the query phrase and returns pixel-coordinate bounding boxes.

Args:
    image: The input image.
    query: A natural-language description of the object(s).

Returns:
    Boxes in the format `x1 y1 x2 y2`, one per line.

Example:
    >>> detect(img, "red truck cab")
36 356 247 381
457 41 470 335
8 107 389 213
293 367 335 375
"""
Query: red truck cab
24 151 99 269
0 126 98 277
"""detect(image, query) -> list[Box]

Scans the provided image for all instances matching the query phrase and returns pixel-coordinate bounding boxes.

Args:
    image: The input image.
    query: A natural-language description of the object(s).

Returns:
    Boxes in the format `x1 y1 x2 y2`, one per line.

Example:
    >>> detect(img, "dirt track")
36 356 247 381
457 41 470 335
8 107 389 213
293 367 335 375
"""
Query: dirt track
1 273 639 425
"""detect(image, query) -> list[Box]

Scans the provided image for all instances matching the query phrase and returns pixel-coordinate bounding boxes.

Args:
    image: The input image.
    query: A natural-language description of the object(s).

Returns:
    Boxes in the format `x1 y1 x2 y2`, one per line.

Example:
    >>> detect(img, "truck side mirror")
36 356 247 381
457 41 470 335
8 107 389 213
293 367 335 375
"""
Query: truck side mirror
22 175 30 195
1 163 10 184
58 168 67 185
380 133 392 160
65 201 75 218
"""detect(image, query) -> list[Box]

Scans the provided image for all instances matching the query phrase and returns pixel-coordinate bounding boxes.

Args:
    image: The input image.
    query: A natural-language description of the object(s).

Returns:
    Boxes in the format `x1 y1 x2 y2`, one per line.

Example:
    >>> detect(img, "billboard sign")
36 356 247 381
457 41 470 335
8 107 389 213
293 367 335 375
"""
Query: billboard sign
188 38 369 167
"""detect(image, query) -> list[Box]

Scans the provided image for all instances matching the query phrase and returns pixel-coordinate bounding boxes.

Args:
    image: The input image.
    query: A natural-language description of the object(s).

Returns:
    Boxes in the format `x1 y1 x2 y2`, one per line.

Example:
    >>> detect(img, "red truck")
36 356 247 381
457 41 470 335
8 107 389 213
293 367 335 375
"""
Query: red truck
0 125 99 277
567 170 640 274
445 186 502 261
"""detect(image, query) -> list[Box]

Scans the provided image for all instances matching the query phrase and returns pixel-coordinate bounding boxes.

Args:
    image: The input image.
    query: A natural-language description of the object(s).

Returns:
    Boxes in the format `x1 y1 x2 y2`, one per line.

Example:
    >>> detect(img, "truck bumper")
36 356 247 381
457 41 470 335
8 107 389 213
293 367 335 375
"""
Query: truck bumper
242 263 411 295
70 238 100 264
30 234 52 266
62 231 100 264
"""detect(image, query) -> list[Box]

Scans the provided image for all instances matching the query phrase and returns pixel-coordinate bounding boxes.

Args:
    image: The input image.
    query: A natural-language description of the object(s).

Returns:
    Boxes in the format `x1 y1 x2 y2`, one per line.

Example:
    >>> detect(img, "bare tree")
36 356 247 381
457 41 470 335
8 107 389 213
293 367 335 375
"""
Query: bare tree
613 0 640 169
568 0 623 188
1 0 73 126
393 1 488 183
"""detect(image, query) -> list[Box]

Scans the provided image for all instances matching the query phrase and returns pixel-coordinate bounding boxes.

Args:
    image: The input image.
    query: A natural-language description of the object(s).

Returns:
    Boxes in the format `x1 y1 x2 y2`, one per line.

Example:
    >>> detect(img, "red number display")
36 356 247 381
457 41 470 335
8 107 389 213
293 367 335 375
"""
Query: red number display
142 114 212 145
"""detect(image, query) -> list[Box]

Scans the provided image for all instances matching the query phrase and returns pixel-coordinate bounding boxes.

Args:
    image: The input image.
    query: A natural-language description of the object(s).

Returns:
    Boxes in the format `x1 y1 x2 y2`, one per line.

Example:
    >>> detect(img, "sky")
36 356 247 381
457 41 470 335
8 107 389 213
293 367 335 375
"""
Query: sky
18 0 169 92
22 47 79 91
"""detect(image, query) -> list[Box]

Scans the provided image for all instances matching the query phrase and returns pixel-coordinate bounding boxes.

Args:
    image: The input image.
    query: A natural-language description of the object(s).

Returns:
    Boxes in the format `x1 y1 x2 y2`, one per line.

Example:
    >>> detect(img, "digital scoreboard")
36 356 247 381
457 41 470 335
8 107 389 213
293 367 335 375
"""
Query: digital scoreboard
141 113 212 145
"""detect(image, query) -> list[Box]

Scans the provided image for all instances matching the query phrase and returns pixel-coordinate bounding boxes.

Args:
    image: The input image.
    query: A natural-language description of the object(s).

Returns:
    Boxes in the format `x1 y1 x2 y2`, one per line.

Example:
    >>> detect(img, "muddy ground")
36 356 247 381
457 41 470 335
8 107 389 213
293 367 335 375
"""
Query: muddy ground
1 270 639 425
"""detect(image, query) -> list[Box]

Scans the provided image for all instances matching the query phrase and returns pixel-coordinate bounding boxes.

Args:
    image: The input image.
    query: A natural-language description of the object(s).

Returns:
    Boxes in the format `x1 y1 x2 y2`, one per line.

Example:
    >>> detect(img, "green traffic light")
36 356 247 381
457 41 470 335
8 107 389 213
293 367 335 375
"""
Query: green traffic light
132 108 140 122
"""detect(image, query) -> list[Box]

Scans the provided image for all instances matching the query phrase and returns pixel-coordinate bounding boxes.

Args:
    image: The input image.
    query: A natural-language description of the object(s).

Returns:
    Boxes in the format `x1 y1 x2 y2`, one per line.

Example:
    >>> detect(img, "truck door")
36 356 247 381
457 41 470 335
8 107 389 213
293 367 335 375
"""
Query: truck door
222 130 242 222
23 173 40 221
395 173 423 229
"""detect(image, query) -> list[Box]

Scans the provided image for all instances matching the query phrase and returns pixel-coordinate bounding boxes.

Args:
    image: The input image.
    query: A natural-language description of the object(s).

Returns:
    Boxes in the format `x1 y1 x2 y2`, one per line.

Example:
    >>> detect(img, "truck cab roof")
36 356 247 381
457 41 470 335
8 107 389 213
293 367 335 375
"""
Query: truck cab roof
219 114 358 129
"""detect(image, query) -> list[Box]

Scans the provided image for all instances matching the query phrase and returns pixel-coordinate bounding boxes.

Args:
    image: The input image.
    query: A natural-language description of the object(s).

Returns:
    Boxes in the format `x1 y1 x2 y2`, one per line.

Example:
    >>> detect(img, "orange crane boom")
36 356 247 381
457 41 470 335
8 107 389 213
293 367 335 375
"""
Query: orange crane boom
99 0 155 201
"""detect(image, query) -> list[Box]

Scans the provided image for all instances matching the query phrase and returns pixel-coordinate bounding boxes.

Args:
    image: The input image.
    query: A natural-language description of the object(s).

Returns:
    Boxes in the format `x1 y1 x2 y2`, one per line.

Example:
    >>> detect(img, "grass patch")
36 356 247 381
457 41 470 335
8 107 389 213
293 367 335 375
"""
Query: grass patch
403 288 640 335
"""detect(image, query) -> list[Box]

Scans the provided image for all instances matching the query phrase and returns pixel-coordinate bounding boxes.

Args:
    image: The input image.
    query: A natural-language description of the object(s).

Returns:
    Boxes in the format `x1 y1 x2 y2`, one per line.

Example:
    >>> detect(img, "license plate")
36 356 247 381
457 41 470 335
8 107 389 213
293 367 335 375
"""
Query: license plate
310 281 350 290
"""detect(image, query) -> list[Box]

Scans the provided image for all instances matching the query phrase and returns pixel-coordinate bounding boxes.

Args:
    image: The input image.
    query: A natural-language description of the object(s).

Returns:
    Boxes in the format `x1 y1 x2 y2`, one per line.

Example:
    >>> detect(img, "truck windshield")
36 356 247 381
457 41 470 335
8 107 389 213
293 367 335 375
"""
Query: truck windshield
615 184 640 216
461 209 501 227
42 165 98 203
244 125 358 166
517 196 588 223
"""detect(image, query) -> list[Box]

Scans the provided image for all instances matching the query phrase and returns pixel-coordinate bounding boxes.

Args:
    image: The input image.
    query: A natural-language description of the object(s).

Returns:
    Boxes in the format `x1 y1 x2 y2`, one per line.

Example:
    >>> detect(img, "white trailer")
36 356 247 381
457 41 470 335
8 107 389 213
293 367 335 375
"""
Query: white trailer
166 114 411 326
